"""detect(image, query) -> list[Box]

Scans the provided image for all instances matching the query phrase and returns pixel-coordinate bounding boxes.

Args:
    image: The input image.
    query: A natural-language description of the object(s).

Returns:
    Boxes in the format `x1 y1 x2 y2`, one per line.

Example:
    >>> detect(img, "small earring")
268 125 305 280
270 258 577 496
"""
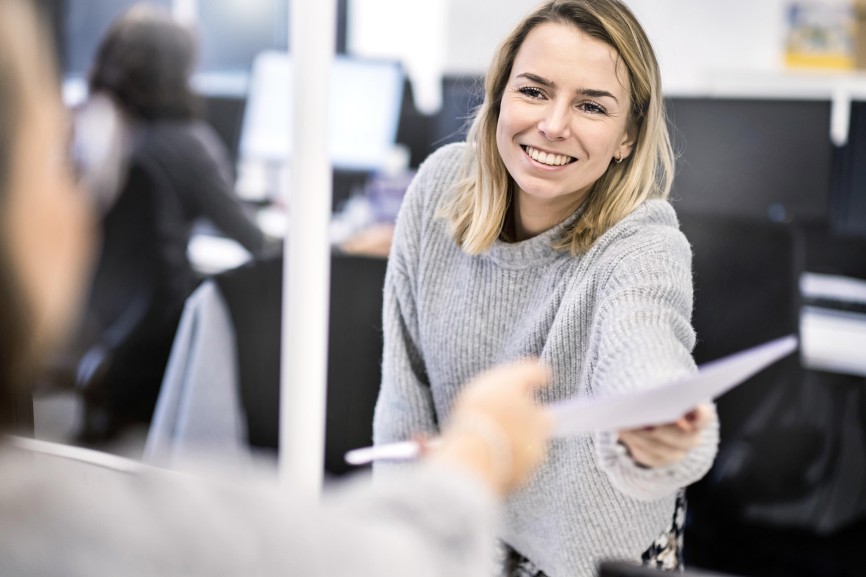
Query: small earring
614 153 623 164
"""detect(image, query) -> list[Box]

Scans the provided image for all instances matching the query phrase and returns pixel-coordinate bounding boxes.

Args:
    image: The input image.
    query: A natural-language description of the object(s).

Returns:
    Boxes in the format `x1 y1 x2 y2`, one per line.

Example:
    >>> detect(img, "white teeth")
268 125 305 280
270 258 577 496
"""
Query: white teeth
524 146 573 166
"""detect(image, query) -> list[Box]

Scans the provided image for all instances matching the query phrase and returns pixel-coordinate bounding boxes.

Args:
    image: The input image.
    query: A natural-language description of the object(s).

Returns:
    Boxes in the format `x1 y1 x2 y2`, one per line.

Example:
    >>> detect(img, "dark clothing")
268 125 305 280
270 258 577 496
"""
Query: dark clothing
82 119 264 427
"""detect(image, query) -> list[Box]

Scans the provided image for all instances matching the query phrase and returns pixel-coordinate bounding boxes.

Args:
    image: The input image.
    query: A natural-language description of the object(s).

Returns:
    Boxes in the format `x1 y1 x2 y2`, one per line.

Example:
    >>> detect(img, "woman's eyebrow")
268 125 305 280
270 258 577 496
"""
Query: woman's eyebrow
516 72 556 87
578 88 619 103
515 72 619 104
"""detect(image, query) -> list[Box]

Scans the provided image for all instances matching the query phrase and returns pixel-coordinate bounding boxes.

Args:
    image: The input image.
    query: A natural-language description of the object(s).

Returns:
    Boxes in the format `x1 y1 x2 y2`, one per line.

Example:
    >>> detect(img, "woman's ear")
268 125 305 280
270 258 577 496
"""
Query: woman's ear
617 123 637 161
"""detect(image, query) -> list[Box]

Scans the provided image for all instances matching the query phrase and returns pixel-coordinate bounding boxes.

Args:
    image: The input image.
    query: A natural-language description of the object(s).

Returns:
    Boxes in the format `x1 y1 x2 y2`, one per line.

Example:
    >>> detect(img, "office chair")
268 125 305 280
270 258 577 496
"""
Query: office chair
679 212 805 458
677 212 866 576
147 251 388 477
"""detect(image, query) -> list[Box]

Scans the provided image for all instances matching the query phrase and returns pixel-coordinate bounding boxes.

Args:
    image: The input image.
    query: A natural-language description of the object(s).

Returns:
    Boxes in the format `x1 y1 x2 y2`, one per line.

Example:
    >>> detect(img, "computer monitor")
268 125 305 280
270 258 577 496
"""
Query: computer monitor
238 50 404 172
665 97 833 224
430 74 484 148
202 94 246 166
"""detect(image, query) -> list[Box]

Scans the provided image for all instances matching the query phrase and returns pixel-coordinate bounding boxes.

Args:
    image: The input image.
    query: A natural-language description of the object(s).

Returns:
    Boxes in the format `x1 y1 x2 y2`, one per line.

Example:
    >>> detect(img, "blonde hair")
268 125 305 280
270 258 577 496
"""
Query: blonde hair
445 0 674 254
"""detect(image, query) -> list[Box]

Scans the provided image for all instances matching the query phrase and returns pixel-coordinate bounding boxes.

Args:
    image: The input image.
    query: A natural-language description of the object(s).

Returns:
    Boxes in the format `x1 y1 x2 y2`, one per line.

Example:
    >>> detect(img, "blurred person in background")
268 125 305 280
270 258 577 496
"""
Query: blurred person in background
73 4 267 443
0 1 553 575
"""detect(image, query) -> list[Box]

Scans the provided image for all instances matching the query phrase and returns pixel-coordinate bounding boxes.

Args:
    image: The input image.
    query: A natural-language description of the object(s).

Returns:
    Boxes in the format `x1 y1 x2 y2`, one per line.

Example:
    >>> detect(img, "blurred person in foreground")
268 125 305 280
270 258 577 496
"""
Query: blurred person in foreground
73 4 268 442
0 1 551 575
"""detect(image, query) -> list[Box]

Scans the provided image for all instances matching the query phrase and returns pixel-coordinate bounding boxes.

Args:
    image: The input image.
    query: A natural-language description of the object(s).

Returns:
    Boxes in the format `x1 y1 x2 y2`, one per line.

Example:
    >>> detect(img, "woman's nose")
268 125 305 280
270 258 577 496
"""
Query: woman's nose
538 102 570 140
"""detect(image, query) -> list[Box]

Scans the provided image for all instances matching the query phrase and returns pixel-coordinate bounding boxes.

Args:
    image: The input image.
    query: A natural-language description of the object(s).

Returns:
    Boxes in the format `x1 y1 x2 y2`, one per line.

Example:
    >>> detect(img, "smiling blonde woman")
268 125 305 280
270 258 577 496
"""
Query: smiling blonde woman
373 1 719 576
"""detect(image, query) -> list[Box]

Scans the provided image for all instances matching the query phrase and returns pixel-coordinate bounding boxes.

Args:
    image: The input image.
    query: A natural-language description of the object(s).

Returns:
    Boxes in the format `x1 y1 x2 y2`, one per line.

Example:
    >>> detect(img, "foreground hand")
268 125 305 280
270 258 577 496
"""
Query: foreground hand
617 403 715 468
429 360 552 496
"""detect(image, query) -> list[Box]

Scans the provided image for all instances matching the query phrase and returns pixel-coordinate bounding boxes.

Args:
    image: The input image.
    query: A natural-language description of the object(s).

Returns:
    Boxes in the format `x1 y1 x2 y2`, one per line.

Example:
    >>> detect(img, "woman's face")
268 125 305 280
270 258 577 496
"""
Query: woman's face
1 23 96 355
496 22 635 216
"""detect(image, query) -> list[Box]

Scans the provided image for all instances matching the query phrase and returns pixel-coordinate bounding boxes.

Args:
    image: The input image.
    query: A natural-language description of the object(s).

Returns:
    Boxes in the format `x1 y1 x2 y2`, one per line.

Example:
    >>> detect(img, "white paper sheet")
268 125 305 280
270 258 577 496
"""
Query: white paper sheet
346 334 798 464
549 334 797 436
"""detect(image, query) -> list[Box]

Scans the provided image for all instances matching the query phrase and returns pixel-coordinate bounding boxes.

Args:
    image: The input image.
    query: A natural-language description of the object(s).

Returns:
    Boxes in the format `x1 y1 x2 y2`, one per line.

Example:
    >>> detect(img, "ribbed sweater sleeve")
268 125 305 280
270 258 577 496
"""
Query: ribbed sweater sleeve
586 209 719 500
372 151 442 451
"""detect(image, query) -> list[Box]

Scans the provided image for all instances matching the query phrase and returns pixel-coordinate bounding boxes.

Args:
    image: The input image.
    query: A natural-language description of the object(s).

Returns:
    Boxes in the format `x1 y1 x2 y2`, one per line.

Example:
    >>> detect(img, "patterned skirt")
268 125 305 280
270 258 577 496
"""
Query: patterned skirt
502 490 687 576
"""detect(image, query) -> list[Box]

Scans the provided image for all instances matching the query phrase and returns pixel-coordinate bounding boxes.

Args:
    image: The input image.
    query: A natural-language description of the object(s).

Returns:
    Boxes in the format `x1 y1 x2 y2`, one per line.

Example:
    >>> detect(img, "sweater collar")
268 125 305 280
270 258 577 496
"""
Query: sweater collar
484 209 582 270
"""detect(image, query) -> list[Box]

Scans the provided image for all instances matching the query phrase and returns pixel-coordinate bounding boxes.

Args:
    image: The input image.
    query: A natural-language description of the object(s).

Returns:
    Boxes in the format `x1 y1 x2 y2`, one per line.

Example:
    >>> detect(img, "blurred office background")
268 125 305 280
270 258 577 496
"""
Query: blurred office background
24 1 866 576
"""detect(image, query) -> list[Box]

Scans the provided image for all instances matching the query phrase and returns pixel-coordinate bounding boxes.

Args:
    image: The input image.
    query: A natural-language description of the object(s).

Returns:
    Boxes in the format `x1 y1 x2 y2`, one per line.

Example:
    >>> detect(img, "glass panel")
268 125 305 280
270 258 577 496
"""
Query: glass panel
64 0 172 76
197 0 289 73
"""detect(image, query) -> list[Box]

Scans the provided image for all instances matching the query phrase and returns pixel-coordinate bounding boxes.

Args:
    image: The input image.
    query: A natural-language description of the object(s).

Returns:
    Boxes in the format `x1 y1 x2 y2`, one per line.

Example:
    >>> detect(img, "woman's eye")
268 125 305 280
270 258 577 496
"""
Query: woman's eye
518 86 545 99
579 101 607 115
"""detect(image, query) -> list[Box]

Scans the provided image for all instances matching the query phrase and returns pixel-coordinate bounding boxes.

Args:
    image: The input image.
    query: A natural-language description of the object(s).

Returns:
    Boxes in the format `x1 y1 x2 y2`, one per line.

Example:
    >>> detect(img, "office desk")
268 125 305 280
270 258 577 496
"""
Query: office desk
188 199 394 275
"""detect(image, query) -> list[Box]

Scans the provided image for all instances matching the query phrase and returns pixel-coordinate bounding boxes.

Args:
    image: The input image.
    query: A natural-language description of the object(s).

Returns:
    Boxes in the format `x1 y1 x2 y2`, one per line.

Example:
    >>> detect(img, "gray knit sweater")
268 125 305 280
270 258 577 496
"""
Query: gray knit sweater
373 143 719 577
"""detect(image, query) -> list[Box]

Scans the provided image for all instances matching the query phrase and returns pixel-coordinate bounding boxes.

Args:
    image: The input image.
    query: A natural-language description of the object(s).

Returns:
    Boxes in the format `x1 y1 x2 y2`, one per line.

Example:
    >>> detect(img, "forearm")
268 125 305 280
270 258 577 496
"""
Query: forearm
205 198 265 254
591 235 719 498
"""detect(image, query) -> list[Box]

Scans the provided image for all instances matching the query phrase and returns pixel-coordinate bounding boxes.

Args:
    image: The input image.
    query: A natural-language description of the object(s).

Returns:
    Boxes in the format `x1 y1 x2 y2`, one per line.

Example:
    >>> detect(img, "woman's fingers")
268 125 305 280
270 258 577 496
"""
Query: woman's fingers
687 403 715 429
618 404 715 467
618 429 688 468
643 423 703 450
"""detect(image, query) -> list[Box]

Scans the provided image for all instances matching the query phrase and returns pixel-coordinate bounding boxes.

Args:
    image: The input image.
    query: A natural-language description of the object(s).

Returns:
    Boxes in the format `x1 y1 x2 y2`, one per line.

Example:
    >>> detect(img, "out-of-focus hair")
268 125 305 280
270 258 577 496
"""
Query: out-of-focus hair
89 4 200 120
445 0 674 254
0 0 48 429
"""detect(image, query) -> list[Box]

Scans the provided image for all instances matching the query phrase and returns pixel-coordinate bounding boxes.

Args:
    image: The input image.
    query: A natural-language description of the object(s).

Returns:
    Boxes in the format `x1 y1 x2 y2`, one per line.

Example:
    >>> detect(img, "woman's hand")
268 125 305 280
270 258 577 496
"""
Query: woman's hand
428 360 552 496
617 404 715 468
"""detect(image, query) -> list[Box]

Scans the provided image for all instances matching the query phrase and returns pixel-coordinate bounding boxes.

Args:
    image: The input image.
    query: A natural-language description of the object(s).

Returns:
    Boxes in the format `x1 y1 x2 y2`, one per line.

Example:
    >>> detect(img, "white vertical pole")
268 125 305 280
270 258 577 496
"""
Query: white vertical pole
280 0 336 497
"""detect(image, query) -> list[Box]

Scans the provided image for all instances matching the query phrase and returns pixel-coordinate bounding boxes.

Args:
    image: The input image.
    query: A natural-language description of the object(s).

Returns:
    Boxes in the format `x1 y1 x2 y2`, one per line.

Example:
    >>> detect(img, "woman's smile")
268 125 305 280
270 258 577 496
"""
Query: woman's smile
521 144 577 167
